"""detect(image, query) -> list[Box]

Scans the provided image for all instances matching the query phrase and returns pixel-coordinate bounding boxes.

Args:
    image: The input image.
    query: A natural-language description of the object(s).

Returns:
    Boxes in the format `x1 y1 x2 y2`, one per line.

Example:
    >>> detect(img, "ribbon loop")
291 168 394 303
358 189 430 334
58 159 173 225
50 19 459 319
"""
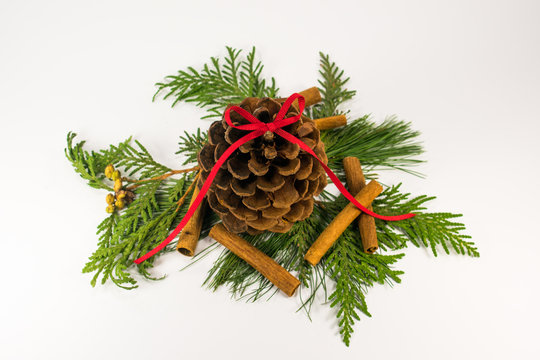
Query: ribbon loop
134 94 414 264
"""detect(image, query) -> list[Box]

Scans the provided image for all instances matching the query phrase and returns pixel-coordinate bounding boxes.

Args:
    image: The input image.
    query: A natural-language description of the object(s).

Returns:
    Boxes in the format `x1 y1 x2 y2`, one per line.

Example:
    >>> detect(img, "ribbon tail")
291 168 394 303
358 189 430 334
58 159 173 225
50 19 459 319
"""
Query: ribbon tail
275 129 415 222
134 130 264 264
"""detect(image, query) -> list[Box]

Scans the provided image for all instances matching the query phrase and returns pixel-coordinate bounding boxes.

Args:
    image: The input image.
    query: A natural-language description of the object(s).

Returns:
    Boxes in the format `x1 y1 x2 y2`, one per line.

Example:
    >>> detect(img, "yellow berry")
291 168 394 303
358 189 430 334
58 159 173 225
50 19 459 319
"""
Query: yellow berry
106 204 115 213
114 179 122 192
115 199 126 209
104 164 114 179
111 170 121 181
106 193 115 205
116 190 126 200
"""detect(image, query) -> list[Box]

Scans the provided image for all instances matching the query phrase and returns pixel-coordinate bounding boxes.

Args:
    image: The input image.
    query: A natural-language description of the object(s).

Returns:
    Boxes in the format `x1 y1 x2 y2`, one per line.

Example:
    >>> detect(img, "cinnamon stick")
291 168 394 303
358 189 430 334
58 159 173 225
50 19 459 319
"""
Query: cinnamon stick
298 87 322 107
343 157 379 254
278 86 322 108
209 224 300 296
304 180 383 266
313 115 347 130
176 185 206 256
279 87 347 130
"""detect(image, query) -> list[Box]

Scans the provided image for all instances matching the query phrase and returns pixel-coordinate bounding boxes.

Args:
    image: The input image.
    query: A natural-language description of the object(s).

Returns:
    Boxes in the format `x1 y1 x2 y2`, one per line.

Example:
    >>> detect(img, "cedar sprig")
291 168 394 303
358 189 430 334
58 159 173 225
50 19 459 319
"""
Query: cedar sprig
326 230 404 346
82 176 196 289
154 46 278 119
115 140 171 179
373 185 479 257
309 52 356 119
176 128 207 165
65 132 131 191
66 134 202 288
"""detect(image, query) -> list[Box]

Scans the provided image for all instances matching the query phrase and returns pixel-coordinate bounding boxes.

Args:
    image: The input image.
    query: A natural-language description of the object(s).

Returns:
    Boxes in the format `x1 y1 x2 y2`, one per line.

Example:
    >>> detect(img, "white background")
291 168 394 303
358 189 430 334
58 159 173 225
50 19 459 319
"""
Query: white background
1 1 539 359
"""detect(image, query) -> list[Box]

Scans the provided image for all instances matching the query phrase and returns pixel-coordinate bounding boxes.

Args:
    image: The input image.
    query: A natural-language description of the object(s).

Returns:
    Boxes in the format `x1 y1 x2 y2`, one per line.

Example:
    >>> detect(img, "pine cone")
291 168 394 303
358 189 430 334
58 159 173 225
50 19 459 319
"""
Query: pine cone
197 97 327 235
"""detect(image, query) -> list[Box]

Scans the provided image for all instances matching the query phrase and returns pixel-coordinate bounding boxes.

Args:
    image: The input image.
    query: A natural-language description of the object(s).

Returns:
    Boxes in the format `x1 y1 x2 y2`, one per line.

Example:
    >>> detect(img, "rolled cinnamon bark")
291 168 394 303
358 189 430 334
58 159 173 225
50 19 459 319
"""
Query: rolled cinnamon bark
343 157 379 254
304 180 383 265
278 86 322 108
209 224 301 296
298 87 322 107
176 185 206 256
313 115 347 130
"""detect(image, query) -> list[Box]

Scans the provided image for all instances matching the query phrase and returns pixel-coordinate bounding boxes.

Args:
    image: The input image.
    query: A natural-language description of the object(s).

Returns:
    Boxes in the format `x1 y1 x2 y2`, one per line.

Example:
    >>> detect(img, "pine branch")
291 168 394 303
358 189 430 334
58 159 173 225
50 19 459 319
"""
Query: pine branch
322 116 425 177
203 205 329 305
306 53 423 177
154 46 278 119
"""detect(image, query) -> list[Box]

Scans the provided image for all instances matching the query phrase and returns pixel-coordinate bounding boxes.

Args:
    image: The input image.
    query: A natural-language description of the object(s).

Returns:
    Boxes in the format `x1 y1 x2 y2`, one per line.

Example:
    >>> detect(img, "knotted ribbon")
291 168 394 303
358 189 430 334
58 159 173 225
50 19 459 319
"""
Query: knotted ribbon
134 93 414 264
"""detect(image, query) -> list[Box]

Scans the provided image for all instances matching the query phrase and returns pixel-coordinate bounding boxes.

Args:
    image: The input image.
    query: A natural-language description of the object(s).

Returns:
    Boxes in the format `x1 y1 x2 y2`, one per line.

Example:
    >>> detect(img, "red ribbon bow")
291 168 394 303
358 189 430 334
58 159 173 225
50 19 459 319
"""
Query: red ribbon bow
134 93 414 264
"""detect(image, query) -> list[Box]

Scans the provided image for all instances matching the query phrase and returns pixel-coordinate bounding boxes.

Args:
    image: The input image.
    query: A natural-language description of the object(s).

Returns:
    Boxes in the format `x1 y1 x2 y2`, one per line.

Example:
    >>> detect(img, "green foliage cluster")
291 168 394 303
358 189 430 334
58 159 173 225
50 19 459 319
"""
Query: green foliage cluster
309 52 356 119
66 134 204 288
66 47 477 345
176 128 207 165
322 117 424 177
154 46 278 119
202 185 477 346
373 185 478 257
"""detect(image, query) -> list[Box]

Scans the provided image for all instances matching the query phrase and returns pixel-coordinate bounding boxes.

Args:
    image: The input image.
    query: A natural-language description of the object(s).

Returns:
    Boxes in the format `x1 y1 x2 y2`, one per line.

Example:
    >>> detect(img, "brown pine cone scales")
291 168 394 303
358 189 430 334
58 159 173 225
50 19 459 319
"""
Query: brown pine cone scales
197 97 328 235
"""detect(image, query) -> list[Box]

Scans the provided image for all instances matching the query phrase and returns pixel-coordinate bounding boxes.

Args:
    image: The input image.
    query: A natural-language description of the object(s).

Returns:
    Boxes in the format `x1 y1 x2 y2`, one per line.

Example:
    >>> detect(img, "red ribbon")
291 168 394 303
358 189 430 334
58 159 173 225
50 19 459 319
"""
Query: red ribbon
134 93 414 264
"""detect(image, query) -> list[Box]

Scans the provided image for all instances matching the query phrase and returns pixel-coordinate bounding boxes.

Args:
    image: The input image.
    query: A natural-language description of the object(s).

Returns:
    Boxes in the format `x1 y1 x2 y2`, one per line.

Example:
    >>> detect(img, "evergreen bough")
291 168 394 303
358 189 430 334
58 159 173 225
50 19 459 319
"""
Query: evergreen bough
65 47 478 346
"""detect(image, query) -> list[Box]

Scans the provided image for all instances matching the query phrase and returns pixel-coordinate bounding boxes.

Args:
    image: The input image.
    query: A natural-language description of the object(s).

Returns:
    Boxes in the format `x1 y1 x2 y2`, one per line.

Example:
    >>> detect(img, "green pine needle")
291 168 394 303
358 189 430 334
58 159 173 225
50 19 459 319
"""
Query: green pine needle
322 116 425 177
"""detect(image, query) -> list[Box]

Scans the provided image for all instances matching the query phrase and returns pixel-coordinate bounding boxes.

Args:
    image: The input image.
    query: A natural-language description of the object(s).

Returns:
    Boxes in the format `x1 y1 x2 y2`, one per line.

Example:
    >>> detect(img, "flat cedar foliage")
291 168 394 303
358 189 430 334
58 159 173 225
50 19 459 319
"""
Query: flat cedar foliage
65 47 478 346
